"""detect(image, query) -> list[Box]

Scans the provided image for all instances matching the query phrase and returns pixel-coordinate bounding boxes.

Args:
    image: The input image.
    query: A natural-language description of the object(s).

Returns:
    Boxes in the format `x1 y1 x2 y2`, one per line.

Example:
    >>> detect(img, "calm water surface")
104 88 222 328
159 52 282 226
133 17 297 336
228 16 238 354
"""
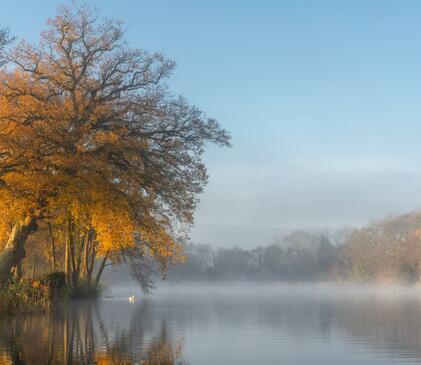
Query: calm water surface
2 283 421 364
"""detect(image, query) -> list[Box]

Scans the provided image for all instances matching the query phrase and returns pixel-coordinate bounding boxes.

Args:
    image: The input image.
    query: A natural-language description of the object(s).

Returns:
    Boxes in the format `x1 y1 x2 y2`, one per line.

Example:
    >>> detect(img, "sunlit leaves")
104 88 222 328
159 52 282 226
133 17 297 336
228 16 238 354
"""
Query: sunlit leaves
0 4 230 280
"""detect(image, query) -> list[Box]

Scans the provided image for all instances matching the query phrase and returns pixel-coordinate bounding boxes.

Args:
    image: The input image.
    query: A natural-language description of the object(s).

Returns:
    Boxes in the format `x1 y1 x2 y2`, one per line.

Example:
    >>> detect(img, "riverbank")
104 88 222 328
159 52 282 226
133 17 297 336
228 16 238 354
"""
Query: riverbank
0 272 102 317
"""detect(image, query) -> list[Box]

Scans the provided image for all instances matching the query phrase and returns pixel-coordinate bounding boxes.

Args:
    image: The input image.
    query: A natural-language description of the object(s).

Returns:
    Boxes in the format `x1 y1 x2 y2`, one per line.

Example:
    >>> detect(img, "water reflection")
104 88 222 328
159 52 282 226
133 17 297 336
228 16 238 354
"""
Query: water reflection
2 285 421 364
0 301 188 364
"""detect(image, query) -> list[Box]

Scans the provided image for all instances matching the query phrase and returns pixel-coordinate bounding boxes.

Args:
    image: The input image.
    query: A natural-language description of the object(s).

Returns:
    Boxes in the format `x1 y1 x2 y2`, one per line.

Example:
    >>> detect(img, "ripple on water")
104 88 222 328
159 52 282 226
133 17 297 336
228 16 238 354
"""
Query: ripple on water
1 284 421 364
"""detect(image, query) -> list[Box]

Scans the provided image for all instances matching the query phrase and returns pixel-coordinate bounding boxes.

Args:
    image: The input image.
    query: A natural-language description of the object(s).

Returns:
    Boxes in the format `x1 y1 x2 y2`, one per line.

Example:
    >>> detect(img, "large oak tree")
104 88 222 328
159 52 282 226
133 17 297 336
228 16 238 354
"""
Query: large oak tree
0 5 230 284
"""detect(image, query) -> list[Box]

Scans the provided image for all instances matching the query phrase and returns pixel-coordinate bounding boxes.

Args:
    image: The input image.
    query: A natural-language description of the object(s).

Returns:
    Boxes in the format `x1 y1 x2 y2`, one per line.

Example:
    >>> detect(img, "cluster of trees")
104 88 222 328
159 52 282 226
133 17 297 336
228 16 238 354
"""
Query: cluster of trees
337 211 421 284
168 211 421 285
0 5 229 295
168 230 340 281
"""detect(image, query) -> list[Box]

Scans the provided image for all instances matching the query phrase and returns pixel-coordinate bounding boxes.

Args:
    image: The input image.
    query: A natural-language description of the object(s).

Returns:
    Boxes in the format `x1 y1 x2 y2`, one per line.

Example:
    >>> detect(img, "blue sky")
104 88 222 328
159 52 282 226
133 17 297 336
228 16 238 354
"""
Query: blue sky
2 0 421 247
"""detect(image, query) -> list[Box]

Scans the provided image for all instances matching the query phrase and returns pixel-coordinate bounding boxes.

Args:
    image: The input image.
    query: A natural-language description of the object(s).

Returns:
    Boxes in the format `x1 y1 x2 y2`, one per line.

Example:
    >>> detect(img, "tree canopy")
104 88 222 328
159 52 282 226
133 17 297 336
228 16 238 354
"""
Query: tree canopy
0 5 230 286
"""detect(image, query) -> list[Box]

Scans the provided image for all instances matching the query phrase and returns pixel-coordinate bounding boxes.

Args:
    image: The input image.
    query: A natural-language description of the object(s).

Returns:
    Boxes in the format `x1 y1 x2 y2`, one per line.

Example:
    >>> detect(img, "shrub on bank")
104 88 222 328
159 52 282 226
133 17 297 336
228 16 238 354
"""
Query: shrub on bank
0 271 105 317
0 280 48 316
0 271 68 317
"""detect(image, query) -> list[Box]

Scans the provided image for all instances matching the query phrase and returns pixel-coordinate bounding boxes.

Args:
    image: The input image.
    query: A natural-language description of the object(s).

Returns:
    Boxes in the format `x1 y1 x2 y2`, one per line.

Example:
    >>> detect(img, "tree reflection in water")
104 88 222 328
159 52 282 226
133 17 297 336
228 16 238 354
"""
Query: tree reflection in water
0 301 188 365
4 286 421 365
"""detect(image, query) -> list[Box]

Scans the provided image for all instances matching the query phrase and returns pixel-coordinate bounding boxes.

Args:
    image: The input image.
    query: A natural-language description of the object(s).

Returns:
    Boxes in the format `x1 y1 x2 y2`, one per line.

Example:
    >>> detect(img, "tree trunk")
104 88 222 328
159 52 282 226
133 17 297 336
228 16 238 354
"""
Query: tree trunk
82 232 91 282
88 232 96 281
0 216 37 284
65 231 70 285
48 223 57 271
67 220 78 288
14 261 22 282
75 235 83 282
31 257 37 279
94 253 108 287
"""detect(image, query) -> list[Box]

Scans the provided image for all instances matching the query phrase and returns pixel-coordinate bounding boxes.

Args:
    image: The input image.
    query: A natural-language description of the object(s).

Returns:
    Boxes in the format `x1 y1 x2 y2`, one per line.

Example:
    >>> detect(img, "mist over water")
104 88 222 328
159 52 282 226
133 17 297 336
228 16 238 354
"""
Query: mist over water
3 283 421 364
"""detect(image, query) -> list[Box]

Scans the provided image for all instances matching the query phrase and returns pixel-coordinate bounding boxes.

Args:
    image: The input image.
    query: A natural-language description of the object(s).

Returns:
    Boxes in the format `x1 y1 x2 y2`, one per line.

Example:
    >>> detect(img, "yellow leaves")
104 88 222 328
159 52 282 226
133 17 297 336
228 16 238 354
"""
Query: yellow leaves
43 176 137 256
0 3 224 276
91 200 136 254
97 129 117 143
139 224 185 265
0 68 186 273
0 187 42 248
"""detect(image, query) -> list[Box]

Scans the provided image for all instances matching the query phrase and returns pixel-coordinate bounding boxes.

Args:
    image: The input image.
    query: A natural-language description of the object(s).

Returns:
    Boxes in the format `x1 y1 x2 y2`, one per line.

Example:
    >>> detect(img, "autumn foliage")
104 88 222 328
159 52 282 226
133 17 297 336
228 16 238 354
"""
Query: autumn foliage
0 5 230 291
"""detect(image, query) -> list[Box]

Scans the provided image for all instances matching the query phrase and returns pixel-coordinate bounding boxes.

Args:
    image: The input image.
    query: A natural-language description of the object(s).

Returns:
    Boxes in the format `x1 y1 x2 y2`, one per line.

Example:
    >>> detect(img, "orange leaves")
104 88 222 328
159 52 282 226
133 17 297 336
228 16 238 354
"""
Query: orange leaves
0 4 229 279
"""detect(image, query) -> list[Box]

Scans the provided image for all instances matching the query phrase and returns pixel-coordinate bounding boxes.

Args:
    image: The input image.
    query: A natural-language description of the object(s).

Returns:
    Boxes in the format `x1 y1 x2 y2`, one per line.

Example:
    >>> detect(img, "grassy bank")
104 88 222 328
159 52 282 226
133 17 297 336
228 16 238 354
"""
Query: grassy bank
0 272 101 317
0 280 51 317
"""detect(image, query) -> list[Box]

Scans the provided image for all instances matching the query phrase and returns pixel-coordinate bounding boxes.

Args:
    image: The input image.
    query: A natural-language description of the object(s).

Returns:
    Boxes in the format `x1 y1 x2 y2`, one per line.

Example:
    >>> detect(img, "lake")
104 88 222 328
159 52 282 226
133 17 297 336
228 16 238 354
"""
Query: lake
2 283 421 364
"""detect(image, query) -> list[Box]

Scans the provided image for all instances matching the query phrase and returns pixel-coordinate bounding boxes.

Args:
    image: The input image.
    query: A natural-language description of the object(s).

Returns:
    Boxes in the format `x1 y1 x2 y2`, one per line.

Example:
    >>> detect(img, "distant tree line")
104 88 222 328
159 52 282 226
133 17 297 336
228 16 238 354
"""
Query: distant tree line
167 211 421 285
167 230 340 282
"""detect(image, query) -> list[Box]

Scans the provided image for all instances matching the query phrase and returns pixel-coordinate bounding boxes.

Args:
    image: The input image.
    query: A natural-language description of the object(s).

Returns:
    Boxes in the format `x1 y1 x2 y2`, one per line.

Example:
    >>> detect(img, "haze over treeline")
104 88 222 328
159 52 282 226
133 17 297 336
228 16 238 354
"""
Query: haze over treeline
101 210 421 289
165 210 421 285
